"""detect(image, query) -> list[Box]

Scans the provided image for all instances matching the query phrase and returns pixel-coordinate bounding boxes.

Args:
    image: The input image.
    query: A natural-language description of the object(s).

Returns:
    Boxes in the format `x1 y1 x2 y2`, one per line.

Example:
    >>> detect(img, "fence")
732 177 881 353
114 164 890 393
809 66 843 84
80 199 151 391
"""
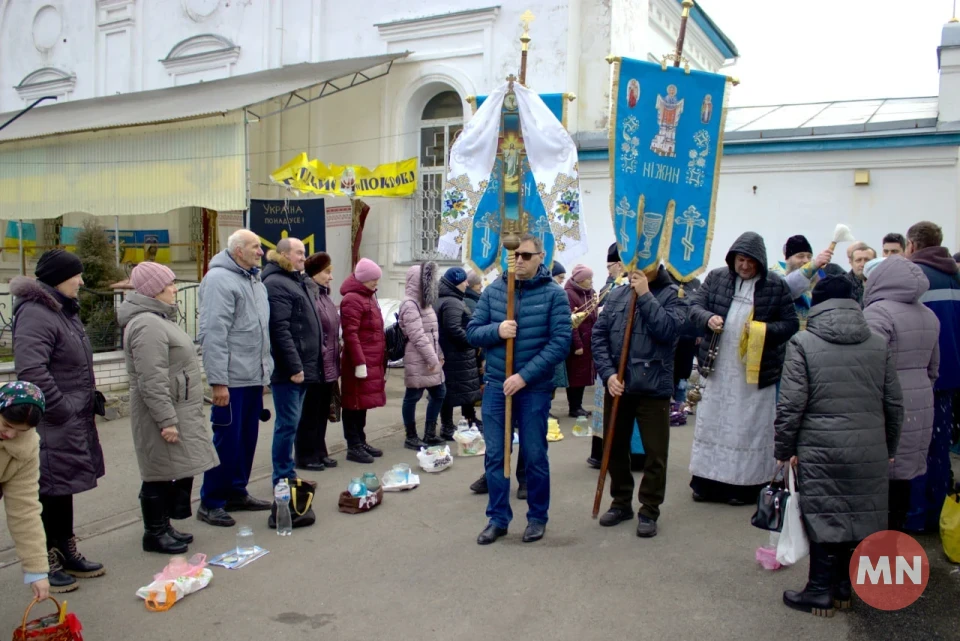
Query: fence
2 242 205 281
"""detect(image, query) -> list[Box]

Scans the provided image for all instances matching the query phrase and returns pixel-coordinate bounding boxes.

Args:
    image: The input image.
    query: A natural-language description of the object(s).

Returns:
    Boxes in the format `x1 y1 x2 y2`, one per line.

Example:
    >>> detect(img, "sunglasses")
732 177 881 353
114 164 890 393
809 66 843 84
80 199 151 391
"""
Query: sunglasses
514 251 541 261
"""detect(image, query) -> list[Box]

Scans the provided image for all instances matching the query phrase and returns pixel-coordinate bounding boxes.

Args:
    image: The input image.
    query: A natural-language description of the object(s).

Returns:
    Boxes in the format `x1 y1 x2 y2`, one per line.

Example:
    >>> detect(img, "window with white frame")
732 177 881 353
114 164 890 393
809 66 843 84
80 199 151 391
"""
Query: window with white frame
414 91 463 260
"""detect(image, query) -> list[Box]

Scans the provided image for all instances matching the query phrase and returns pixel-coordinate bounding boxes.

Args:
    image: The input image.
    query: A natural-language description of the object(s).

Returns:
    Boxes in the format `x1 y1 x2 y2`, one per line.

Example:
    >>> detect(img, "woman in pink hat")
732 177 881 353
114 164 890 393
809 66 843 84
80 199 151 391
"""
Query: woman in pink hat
118 262 219 554
565 264 597 417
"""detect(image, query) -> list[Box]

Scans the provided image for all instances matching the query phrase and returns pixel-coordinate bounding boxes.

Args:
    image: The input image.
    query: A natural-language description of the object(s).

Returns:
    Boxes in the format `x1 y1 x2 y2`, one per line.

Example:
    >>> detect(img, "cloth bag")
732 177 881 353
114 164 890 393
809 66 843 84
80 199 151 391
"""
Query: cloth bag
268 478 316 529
940 485 960 563
13 598 83 641
776 465 809 566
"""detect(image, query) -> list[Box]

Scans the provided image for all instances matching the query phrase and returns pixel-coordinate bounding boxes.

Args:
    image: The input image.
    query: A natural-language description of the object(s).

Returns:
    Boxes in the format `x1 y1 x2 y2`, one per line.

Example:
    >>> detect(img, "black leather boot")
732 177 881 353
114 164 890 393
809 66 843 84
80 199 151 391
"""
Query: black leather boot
404 424 427 450
167 524 194 544
140 493 189 555
423 421 444 446
833 543 854 610
440 422 457 441
47 549 78 593
346 444 375 464
783 543 835 617
56 537 105 578
470 474 488 494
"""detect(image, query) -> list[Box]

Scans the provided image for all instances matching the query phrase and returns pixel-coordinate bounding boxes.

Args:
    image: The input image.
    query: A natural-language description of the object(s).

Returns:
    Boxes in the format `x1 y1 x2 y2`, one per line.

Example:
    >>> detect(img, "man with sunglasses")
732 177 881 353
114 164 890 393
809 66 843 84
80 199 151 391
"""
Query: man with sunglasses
467 234 572 545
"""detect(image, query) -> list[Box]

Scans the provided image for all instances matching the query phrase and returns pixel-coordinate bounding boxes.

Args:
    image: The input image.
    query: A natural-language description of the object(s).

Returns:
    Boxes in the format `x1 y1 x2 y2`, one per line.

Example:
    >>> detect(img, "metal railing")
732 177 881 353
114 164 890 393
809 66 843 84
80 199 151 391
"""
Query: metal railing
2 242 205 281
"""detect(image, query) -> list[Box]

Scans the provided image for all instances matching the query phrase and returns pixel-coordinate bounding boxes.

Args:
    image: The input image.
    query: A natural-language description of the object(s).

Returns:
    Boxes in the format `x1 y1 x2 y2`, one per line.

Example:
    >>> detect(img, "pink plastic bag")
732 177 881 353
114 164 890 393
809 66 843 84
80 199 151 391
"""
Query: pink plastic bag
153 554 207 582
755 545 782 571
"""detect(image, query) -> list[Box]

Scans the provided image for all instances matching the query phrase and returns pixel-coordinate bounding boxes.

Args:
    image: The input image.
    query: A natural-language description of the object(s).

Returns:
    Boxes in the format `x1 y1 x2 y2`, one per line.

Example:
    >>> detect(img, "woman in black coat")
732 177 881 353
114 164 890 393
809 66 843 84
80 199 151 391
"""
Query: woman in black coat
434 267 482 439
11 250 106 592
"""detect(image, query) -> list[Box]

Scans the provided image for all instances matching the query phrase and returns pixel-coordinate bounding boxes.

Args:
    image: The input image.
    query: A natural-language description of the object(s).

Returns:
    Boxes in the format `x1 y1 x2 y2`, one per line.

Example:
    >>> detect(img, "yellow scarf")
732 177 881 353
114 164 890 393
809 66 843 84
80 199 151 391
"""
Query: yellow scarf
738 310 767 385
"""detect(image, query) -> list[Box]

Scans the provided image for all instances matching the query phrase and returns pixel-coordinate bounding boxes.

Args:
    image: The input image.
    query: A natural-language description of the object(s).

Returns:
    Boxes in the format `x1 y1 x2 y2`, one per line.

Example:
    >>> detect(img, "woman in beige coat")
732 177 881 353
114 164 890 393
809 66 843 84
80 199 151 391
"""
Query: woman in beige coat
119 262 219 554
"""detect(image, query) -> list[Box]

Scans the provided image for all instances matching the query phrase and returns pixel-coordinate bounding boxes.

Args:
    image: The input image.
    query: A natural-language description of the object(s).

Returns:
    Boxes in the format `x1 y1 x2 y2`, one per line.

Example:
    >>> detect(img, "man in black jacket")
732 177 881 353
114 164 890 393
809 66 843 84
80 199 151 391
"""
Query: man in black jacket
592 264 686 538
262 238 322 487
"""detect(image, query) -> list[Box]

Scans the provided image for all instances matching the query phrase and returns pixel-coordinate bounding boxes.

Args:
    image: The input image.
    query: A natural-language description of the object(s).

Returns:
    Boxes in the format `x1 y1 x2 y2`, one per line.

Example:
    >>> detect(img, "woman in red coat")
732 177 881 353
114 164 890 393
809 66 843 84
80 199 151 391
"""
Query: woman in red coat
339 258 387 464
565 265 597 417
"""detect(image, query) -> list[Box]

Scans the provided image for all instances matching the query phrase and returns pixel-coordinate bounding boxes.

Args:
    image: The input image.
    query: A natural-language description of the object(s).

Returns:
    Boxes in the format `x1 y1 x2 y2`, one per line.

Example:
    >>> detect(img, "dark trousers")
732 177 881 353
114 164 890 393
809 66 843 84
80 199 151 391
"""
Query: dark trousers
295 381 334 463
402 384 446 426
889 479 912 531
604 392 670 521
342 408 368 447
141 478 195 520
201 386 263 509
39 494 74 549
566 386 585 412
440 399 477 427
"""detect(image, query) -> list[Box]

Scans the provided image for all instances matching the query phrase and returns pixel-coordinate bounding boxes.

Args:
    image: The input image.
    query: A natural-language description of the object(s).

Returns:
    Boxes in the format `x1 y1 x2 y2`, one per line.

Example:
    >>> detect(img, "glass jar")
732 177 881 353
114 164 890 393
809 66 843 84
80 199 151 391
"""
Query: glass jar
393 463 411 483
348 477 367 497
362 472 380 492
236 526 256 556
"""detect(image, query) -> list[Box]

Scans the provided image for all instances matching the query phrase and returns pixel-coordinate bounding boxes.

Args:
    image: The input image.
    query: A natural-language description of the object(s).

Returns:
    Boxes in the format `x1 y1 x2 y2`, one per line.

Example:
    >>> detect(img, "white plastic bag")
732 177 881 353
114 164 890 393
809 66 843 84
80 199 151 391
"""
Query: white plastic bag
417 445 453 472
776 465 809 566
453 427 486 456
136 555 213 610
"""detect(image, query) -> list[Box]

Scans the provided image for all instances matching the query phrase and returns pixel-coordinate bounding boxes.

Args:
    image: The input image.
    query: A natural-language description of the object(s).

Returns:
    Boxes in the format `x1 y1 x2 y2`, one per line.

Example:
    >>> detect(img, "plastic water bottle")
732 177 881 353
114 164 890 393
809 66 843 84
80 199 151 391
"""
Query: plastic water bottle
573 416 590 437
457 418 470 433
274 479 293 536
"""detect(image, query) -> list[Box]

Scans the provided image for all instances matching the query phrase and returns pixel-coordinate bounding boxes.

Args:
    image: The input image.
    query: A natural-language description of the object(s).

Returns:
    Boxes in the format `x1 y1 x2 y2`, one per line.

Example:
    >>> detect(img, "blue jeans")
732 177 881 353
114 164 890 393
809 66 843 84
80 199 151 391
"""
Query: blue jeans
271 382 307 485
201 386 264 509
402 384 446 426
482 383 551 529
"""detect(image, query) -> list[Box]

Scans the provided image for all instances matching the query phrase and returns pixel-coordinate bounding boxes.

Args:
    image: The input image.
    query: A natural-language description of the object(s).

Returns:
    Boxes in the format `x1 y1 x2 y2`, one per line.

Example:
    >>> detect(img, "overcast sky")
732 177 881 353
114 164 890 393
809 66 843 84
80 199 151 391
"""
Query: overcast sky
698 0 951 107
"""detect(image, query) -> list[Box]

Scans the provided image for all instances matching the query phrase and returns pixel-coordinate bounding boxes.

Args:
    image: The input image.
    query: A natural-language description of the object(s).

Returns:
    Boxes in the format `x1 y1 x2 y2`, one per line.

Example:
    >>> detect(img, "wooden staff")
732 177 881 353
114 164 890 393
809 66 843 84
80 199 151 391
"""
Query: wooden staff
593 1 695 518
502 227 521 478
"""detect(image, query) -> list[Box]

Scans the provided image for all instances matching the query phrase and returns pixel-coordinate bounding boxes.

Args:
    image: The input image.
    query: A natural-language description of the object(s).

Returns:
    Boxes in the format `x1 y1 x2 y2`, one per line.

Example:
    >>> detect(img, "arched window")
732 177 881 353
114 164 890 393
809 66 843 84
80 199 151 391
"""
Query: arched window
415 90 463 259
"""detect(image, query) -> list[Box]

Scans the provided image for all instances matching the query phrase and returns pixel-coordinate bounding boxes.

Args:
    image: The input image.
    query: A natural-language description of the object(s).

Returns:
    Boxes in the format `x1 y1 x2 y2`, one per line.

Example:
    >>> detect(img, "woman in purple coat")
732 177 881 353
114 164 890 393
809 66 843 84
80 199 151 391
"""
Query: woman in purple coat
565 265 597 417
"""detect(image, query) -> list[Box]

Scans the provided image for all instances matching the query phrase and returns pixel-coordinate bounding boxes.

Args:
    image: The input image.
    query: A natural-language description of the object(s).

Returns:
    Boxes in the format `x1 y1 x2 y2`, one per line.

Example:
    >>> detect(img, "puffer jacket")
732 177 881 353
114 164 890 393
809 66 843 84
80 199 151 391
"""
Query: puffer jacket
688 231 799 389
198 249 273 387
464 287 481 314
774 298 904 543
400 262 444 389
565 279 597 388
262 251 323 385
305 278 341 383
11 277 103 496
118 293 219 482
911 246 960 391
434 277 481 406
592 266 686 399
467 264 572 392
863 256 940 480
339 275 386 410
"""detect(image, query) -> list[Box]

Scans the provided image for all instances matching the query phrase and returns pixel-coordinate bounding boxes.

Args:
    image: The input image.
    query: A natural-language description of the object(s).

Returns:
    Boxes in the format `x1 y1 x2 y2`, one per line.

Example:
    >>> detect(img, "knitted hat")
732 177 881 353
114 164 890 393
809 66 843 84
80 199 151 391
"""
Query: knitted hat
571 264 594 283
811 274 855 307
130 262 176 298
354 257 382 282
443 266 467 286
551 261 566 277
35 249 83 287
0 381 45 414
607 243 621 263
783 235 813 259
863 257 884 280
305 252 332 277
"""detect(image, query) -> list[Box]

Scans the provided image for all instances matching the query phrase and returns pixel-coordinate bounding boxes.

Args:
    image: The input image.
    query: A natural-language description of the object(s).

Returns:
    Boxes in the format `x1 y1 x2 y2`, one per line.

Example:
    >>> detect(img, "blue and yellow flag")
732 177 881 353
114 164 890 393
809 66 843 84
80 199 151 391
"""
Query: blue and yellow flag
610 58 730 279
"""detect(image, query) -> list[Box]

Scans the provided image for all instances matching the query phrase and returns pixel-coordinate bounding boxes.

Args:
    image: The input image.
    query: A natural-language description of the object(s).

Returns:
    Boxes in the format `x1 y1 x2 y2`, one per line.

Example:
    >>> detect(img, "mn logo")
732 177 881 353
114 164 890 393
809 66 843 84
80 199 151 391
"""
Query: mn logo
851 530 929 611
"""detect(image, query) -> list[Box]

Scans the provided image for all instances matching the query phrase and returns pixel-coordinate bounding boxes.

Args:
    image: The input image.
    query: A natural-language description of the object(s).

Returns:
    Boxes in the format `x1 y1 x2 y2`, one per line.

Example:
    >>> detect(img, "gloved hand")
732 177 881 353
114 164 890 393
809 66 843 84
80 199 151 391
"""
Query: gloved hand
355 364 368 379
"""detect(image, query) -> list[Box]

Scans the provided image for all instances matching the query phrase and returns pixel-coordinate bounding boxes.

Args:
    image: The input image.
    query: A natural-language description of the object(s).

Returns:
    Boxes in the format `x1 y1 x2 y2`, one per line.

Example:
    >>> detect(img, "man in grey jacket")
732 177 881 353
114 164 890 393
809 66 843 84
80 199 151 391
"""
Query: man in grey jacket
197 229 275 527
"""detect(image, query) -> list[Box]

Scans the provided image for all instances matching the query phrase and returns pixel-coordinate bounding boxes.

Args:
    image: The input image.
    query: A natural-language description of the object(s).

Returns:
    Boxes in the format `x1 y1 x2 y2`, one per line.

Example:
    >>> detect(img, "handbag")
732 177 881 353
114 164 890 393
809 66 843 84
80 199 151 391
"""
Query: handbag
328 382 342 424
268 478 316 529
776 464 810 566
13 597 83 641
92 391 106 418
751 463 788 532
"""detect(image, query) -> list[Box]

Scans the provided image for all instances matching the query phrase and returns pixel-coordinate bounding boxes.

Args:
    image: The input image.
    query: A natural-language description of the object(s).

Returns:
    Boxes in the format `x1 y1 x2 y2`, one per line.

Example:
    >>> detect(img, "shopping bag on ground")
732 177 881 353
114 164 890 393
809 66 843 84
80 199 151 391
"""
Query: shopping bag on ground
776 465 809 566
940 485 960 563
417 445 453 472
136 554 212 611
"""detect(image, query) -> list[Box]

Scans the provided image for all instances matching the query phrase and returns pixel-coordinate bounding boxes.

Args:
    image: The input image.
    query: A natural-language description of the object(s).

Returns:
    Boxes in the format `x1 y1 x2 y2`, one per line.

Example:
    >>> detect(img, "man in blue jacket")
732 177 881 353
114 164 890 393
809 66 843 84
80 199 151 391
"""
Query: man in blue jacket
906 221 960 531
592 265 686 538
467 234 572 544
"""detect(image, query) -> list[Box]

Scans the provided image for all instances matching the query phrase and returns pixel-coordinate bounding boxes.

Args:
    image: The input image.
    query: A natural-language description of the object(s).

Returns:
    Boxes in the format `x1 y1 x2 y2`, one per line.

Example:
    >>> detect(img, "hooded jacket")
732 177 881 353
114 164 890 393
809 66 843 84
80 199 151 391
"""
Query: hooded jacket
467 264 572 392
339 274 386 410
262 250 322 385
863 256 940 480
910 246 960 391
118 293 219 482
10 277 104 496
688 232 799 389
400 262 444 389
434 277 481 406
198 249 273 387
774 298 903 543
0 430 48 575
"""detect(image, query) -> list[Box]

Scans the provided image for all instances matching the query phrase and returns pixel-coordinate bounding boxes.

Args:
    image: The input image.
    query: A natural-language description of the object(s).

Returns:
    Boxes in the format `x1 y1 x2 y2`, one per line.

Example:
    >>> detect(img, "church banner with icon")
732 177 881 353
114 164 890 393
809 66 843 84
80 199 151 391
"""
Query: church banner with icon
438 86 585 274
270 153 417 198
249 198 326 256
610 57 730 280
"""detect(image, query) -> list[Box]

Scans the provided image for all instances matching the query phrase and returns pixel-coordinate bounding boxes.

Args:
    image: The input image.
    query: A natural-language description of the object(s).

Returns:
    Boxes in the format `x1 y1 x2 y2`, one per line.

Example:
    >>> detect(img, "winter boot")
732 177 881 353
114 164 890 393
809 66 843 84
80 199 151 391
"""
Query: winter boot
423 421 444 446
47 549 78 593
167 524 194 544
404 424 427 450
832 543 854 610
140 492 189 554
440 422 457 441
470 474 488 494
783 543 835 617
346 444 375 464
56 537 105 578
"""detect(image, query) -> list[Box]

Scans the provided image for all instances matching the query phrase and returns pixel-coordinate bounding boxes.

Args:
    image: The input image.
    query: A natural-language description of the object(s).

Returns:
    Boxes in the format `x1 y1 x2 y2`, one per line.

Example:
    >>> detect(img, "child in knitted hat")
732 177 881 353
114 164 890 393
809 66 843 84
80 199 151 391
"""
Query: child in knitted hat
0 381 52 599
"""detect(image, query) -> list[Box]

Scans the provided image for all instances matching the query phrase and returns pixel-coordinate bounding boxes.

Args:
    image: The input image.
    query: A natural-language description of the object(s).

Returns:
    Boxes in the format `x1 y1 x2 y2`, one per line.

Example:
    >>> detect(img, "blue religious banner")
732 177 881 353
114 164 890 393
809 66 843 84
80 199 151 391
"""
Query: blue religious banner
609 57 730 280
249 198 326 256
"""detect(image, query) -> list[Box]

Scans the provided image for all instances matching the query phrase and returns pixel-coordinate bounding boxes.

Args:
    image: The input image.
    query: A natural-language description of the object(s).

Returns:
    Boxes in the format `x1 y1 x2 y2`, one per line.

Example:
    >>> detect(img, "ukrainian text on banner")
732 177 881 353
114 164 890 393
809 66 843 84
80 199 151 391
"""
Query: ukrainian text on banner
610 57 729 279
249 199 326 256
271 153 417 198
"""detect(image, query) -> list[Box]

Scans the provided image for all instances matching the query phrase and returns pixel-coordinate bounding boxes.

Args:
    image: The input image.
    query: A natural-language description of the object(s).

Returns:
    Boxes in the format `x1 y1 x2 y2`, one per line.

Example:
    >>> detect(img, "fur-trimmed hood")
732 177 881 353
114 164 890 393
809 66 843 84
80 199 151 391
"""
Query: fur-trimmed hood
265 249 296 272
405 261 438 308
10 276 78 315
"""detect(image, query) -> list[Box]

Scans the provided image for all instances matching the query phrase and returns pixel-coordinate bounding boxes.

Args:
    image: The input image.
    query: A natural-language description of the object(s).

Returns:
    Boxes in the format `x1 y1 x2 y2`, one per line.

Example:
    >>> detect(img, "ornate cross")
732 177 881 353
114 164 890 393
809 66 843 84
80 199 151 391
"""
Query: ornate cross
531 216 551 245
675 205 706 261
476 211 501 256
615 196 637 252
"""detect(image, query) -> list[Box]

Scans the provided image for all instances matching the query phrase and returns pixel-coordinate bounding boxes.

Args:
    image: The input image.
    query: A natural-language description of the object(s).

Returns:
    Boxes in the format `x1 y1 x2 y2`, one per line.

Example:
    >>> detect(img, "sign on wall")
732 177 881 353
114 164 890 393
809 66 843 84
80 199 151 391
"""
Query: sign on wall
270 153 417 198
249 198 326 256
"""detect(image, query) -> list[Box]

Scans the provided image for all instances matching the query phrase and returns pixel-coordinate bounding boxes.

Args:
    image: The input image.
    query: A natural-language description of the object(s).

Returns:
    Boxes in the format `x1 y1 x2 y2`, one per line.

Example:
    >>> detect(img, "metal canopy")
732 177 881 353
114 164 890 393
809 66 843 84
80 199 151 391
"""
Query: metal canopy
0 52 407 143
